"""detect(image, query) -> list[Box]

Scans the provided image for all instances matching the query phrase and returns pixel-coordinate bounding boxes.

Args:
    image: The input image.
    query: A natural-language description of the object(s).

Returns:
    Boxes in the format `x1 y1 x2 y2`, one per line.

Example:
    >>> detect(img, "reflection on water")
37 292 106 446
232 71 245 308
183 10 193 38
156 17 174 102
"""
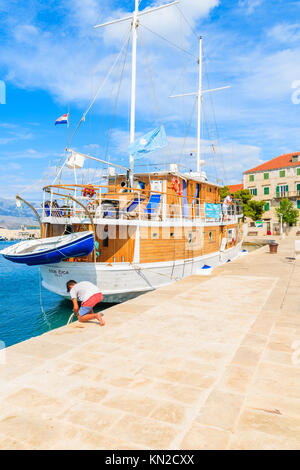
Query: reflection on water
0 241 114 348
242 242 264 252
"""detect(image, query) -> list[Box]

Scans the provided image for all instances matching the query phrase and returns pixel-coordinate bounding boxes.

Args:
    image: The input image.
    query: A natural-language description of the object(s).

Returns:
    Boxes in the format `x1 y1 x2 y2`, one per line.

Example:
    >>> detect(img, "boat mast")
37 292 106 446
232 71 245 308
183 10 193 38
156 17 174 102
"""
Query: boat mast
196 36 202 174
94 1 179 186
170 36 231 176
129 0 139 185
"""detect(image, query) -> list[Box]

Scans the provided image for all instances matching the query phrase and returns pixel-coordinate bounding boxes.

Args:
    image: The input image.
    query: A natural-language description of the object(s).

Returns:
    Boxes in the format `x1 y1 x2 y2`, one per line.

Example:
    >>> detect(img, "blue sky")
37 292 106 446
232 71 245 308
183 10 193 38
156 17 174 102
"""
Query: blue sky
1 0 300 200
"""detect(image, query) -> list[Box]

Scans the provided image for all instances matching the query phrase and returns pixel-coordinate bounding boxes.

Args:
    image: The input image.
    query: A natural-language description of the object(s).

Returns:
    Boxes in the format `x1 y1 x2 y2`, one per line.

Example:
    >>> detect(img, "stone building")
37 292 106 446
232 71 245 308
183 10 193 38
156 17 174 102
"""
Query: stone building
243 152 300 234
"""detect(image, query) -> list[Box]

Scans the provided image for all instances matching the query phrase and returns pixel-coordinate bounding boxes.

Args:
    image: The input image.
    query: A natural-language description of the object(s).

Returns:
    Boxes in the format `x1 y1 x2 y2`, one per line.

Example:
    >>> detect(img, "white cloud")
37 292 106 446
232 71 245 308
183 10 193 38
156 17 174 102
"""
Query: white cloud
267 22 300 44
0 125 34 145
238 0 263 15
238 47 300 101
0 0 219 114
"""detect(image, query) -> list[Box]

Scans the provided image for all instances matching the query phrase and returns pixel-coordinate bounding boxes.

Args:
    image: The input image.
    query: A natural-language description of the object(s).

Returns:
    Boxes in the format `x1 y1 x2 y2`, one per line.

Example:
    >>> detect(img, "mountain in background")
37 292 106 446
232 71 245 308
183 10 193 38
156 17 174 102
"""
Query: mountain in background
0 197 39 229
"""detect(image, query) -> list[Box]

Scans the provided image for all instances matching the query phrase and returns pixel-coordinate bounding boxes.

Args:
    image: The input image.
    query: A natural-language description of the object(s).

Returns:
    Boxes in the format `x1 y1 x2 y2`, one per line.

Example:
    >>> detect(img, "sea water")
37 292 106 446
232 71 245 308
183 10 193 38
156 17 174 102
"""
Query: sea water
0 241 110 348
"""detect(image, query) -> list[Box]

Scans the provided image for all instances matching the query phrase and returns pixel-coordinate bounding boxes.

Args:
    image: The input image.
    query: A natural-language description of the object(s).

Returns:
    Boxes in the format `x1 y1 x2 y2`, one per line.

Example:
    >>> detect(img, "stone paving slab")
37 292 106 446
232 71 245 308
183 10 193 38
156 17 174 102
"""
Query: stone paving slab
0 237 300 449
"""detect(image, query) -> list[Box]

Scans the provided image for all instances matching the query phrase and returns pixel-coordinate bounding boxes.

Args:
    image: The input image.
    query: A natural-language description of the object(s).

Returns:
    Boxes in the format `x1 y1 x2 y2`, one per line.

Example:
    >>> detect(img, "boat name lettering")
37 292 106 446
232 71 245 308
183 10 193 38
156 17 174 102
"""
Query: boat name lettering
48 268 69 276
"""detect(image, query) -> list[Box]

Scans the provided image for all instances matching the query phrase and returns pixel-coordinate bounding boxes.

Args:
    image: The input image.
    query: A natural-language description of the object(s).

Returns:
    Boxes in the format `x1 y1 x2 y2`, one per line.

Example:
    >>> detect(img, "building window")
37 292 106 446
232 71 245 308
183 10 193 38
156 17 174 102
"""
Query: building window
249 174 254 182
297 200 300 209
279 170 285 178
264 187 269 195
264 202 270 211
292 155 299 162
250 188 257 196
276 185 288 197
297 168 300 176
263 173 269 180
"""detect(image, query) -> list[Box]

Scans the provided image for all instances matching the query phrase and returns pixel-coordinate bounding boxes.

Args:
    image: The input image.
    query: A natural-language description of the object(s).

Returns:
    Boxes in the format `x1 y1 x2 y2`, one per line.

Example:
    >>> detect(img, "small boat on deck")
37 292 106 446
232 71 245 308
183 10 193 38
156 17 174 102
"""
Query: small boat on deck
0 231 94 266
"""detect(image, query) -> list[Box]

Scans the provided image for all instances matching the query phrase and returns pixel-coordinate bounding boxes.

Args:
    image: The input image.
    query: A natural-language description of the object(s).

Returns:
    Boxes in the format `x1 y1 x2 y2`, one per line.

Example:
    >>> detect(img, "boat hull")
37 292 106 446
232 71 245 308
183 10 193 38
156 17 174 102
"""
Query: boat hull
40 242 243 303
1 232 94 266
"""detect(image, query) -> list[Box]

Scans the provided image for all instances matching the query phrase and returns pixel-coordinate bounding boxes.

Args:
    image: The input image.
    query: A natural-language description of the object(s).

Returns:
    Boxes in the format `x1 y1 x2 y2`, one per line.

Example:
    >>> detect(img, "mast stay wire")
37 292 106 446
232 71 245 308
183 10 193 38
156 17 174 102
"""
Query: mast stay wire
139 23 197 60
202 43 228 185
88 30 131 184
202 99 220 182
175 5 200 41
69 28 132 147
175 4 228 180
180 96 198 165
138 23 195 171
103 32 131 163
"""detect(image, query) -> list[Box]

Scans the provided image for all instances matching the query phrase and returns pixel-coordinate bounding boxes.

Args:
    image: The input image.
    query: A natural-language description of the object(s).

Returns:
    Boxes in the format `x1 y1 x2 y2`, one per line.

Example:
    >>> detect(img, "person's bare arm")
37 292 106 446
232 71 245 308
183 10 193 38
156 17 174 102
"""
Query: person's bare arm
72 298 79 315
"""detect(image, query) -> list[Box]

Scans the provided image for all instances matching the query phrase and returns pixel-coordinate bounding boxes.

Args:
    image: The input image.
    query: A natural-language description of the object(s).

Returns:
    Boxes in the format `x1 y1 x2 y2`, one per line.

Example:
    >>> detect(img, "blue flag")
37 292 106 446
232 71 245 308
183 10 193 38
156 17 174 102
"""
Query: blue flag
128 125 168 158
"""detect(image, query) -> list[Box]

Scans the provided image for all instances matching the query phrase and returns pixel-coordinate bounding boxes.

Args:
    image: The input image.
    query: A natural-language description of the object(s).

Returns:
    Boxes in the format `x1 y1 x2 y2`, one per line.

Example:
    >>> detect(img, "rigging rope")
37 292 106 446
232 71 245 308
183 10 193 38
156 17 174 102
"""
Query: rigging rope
202 99 220 182
103 33 131 162
69 28 132 146
180 96 198 162
38 268 52 330
202 45 228 184
175 5 199 41
139 23 197 59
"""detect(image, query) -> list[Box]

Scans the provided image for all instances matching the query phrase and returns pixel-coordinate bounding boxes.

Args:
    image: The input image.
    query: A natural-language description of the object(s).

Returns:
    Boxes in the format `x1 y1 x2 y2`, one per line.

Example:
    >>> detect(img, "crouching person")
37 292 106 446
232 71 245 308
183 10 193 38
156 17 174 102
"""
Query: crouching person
66 280 105 326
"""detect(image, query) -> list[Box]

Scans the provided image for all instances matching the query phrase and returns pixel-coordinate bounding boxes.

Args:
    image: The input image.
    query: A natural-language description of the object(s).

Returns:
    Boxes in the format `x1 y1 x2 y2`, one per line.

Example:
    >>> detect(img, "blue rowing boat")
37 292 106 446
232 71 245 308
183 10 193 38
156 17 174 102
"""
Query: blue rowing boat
0 231 94 266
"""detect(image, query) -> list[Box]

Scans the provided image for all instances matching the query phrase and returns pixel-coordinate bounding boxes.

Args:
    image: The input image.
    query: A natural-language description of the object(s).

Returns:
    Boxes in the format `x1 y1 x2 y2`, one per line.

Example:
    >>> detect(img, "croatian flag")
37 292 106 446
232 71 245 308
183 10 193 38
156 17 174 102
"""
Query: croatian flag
55 113 69 126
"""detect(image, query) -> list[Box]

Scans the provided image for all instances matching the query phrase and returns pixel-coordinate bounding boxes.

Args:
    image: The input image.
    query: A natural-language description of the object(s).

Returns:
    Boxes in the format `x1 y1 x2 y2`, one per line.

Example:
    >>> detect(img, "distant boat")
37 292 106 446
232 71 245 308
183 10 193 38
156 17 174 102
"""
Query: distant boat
0 231 94 266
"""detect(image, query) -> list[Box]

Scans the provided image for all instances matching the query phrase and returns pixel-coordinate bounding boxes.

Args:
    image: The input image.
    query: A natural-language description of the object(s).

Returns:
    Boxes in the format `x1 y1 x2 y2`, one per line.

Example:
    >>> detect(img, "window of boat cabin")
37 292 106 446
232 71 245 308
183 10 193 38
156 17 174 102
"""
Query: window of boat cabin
103 225 109 247
51 224 65 237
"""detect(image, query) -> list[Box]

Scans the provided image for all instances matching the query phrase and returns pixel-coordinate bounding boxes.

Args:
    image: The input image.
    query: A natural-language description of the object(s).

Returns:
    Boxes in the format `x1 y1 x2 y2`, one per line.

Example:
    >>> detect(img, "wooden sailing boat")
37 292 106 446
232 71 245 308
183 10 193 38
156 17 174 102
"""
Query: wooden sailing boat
5 1 244 302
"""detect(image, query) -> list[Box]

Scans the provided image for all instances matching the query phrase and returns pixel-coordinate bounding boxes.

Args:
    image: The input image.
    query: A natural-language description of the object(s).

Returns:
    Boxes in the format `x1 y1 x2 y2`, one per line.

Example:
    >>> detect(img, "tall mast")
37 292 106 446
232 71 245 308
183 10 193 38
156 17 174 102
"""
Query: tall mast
93 1 179 184
129 0 139 180
196 36 202 174
170 36 231 176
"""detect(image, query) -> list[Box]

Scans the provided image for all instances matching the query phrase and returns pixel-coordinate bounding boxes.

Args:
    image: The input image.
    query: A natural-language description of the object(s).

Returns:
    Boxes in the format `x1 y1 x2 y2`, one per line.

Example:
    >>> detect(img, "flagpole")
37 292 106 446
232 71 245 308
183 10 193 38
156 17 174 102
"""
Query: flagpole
67 105 70 149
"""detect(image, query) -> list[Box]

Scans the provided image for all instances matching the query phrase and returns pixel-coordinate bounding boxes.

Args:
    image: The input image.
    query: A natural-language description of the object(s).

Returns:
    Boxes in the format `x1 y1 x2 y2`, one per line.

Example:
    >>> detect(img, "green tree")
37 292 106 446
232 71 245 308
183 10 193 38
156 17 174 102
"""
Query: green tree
275 198 299 226
233 189 265 221
234 189 252 206
220 186 230 200
245 200 266 221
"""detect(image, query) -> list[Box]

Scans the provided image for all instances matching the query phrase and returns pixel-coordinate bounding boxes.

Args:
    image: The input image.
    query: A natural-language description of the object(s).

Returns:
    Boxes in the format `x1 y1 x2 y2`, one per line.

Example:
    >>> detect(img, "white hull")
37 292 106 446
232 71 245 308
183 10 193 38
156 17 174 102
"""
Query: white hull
40 242 243 303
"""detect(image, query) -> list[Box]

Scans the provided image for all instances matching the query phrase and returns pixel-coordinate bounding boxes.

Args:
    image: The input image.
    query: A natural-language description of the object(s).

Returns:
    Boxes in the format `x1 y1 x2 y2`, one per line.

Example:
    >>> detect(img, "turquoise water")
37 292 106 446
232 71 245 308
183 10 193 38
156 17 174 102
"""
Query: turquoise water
0 241 111 348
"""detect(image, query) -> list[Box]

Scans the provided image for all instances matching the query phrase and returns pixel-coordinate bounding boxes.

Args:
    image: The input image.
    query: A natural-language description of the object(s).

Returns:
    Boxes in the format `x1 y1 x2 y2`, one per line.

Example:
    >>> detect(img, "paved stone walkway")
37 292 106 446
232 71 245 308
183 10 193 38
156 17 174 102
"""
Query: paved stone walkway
0 237 300 449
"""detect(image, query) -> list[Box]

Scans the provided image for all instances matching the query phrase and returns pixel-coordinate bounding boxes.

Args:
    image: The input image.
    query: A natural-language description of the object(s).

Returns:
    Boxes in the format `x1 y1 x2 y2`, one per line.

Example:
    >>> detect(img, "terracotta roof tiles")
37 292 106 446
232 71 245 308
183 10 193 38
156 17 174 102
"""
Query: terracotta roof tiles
244 152 300 174
228 183 243 193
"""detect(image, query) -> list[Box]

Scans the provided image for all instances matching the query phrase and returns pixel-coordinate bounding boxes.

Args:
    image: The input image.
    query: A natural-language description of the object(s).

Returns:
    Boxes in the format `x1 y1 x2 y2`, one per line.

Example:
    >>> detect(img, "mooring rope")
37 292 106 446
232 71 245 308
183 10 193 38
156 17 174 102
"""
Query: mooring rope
38 268 52 330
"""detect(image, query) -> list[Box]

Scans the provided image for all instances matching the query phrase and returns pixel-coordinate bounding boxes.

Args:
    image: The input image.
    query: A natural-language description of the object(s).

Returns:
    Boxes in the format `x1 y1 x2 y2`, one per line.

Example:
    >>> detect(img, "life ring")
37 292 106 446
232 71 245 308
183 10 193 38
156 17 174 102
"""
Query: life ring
171 178 182 196
82 185 95 198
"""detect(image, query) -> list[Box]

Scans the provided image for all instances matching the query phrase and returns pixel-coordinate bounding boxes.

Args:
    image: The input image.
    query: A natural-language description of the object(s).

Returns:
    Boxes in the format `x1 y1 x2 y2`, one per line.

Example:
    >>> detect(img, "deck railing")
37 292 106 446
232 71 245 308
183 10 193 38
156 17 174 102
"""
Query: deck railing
39 184 243 224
